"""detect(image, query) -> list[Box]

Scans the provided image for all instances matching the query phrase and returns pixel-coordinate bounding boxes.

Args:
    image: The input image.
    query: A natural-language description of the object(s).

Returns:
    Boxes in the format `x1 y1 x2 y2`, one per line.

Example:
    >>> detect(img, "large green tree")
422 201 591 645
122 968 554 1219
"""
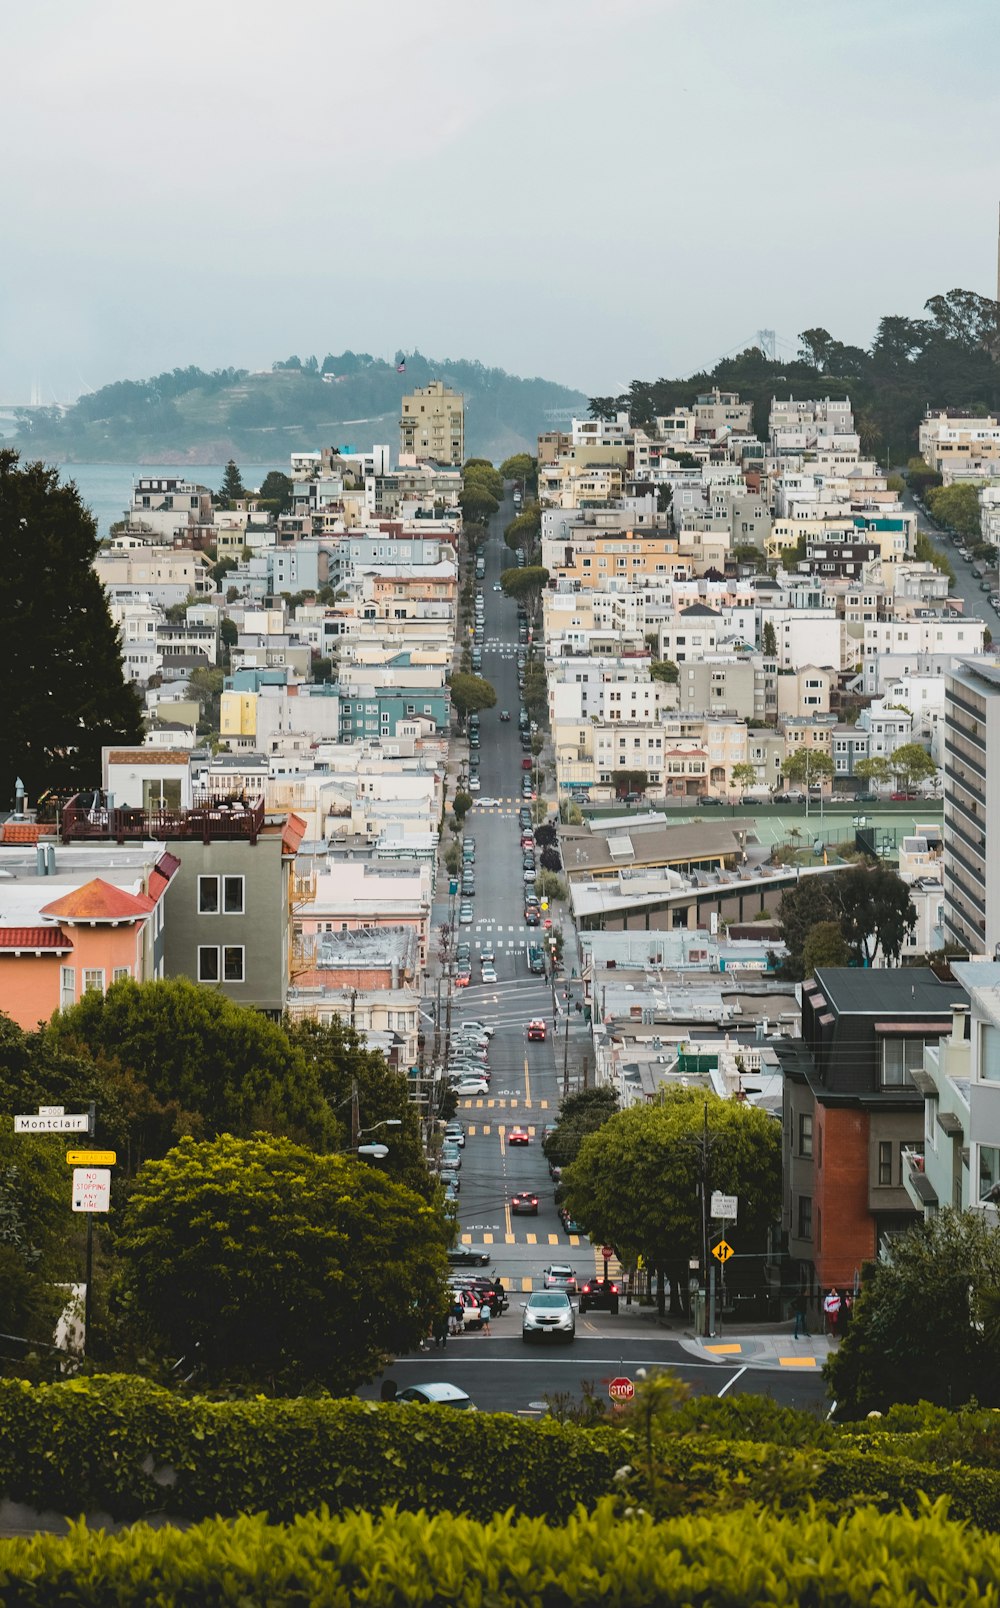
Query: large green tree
827 1209 1000 1415
47 978 337 1167
542 1086 618 1170
0 1122 78 1366
257 470 294 513
561 1089 781 1316
0 451 144 804
777 877 840 976
890 742 938 792
854 756 892 789
217 459 246 506
781 748 835 789
115 1133 449 1391
449 672 497 726
836 862 916 965
926 482 981 542
459 484 499 524
500 565 549 617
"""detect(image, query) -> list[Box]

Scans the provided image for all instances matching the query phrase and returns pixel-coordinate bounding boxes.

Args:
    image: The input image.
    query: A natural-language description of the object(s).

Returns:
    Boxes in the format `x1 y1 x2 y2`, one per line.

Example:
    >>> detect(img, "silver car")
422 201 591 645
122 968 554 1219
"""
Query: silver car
522 1290 575 1344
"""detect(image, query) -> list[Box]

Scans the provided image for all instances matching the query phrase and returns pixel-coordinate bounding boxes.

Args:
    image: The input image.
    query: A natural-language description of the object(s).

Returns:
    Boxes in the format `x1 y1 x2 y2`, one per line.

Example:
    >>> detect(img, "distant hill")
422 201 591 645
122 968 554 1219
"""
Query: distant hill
12 350 587 465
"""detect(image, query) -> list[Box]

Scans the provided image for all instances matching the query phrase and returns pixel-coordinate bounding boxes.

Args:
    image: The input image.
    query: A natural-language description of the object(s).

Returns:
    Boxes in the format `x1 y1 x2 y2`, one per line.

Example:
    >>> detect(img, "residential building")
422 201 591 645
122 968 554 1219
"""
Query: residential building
778 967 955 1290
399 380 464 465
918 409 1000 480
942 657 1000 956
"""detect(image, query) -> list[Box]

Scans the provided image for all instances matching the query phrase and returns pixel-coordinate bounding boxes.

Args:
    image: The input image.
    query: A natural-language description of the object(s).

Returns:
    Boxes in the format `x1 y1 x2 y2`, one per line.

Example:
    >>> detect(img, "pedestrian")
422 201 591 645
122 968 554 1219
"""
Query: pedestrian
823 1287 842 1335
449 1299 464 1337
433 1312 449 1349
479 1298 492 1337
792 1289 809 1338
842 1291 854 1330
380 1378 398 1403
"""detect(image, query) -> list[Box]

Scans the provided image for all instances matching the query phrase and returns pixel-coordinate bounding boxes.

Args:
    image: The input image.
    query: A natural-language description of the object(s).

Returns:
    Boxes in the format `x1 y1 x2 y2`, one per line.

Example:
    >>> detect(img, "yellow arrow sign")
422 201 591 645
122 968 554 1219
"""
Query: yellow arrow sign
712 1240 734 1264
66 1149 117 1167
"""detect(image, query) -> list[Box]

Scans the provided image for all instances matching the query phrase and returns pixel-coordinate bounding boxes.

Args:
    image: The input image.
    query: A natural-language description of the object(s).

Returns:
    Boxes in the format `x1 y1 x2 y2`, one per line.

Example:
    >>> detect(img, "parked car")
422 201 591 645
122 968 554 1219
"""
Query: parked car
511 1191 539 1215
452 1078 489 1096
459 903 474 924
444 1122 466 1148
891 791 916 801
697 795 722 807
522 1290 575 1344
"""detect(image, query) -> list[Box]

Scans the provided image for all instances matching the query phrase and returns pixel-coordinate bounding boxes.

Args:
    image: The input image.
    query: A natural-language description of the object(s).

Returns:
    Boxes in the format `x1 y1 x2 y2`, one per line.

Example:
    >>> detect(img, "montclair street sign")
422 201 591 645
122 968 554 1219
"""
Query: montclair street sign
15 1110 89 1134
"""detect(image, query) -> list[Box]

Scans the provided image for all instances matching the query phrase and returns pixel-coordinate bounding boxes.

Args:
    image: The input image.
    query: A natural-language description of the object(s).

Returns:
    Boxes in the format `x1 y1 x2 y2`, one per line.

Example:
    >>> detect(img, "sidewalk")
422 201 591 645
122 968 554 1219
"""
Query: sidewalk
577 1305 839 1371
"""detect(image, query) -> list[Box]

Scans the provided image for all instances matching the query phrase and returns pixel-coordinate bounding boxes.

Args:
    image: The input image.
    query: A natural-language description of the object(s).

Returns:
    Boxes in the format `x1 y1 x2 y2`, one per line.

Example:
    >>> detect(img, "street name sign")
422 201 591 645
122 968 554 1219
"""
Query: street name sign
15 1113 89 1134
72 1168 111 1214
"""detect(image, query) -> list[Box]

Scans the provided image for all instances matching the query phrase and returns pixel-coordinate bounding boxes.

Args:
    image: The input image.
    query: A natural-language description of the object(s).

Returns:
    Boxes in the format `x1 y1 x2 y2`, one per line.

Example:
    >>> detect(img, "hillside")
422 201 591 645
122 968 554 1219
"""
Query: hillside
13 350 588 465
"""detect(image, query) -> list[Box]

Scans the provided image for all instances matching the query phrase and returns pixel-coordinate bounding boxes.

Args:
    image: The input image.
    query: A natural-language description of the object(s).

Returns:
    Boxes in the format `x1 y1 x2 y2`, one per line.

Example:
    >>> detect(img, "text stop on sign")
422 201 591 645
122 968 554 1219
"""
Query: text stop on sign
608 1376 634 1402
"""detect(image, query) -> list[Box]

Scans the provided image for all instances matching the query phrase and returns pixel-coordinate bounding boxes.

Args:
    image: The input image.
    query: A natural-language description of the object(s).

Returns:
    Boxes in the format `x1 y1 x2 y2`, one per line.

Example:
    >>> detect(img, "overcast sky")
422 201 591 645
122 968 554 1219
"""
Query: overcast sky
2 0 997 403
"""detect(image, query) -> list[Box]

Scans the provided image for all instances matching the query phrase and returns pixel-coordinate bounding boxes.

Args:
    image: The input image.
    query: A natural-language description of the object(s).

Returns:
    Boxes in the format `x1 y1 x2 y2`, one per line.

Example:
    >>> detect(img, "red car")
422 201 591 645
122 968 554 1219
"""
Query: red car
508 1127 530 1145
891 791 916 801
521 756 533 771
454 970 472 988
527 1019 547 1042
511 1190 538 1214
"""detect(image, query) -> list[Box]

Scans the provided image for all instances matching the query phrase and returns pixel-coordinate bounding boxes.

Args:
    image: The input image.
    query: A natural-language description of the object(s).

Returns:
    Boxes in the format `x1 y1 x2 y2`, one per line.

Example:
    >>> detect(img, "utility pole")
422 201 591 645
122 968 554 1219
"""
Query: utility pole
351 1080 360 1150
83 1100 96 1354
562 998 571 1099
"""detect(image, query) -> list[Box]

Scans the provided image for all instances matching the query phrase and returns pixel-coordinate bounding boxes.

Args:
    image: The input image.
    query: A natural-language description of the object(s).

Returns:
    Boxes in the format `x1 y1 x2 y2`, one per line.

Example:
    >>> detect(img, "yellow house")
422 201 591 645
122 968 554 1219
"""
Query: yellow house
220 690 257 742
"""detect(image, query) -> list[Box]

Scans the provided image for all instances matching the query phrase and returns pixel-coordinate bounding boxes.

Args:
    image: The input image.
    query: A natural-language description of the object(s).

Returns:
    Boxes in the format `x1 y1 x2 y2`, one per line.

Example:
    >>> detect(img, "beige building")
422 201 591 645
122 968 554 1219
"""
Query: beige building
919 410 1000 481
399 380 465 466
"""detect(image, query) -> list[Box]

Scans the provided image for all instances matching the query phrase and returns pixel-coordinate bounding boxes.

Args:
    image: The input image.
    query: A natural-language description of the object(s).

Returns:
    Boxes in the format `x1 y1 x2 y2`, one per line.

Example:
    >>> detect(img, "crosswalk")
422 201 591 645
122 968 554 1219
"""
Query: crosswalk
462 1231 582 1248
459 1099 550 1110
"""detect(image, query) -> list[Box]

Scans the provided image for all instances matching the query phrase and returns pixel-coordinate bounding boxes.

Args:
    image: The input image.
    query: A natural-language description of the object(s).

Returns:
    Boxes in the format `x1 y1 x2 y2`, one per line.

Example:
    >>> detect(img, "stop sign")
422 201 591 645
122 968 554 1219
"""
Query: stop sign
608 1376 634 1402
601 1245 614 1260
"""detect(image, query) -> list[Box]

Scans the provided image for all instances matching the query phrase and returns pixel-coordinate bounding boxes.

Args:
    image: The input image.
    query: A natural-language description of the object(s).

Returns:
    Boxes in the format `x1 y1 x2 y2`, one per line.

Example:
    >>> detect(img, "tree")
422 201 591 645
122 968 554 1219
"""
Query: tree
731 762 759 794
801 920 851 977
890 742 937 793
561 1090 781 1317
542 1086 618 1170
115 1134 449 1392
0 1124 78 1365
462 461 504 501
926 482 981 542
217 459 246 506
500 566 549 616
499 452 536 488
906 456 943 497
453 790 473 821
762 621 777 657
47 977 337 1168
854 756 892 789
449 673 496 726
826 1208 1000 1415
0 451 145 805
540 846 562 872
781 748 835 789
777 878 840 977
186 666 224 734
649 660 679 684
257 470 293 513
459 484 499 524
836 863 916 965
611 769 648 798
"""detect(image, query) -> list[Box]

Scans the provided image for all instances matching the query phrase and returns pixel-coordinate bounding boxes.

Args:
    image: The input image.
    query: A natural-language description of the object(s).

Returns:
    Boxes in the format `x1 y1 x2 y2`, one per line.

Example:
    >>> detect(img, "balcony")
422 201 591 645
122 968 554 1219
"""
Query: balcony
902 1146 938 1211
61 791 265 846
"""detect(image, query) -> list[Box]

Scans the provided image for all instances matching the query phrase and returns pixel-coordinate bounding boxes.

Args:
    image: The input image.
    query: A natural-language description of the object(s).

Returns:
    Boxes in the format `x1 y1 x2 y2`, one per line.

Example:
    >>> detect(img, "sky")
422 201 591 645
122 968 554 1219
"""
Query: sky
1 0 997 403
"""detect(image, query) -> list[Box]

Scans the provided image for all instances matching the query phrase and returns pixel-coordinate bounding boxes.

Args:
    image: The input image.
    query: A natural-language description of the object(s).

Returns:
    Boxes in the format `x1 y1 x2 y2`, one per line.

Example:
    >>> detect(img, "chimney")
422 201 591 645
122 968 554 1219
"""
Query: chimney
45 845 55 875
950 1002 969 1046
35 845 47 876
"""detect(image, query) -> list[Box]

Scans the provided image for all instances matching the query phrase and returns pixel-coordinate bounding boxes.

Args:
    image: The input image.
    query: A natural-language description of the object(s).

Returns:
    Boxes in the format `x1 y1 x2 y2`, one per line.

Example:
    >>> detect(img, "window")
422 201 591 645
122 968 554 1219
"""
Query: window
979 1144 1000 1202
798 1112 813 1158
881 1037 930 1088
60 966 75 1010
198 947 220 982
223 946 244 982
113 967 131 983
83 968 105 995
198 874 245 915
797 1195 812 1239
878 1140 893 1186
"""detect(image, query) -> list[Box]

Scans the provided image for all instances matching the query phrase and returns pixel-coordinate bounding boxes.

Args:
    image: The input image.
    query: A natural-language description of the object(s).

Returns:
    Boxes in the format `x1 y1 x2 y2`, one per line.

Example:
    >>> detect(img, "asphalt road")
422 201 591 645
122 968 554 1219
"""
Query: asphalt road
900 481 995 625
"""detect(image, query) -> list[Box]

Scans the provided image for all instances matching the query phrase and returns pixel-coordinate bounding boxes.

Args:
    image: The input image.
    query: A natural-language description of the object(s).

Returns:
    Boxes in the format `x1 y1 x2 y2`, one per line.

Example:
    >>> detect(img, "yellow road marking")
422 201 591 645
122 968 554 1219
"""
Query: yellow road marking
487 1099 495 1108
505 1232 515 1244
548 1233 559 1245
528 1126 536 1137
540 1099 549 1110
482 1124 491 1136
483 1233 493 1245
526 1233 537 1245
524 1055 531 1108
705 1343 742 1355
568 1235 580 1247
521 1275 532 1292
779 1357 818 1368
499 1127 506 1160
461 1233 471 1244
504 1200 512 1236
467 1125 477 1136
510 1098 518 1108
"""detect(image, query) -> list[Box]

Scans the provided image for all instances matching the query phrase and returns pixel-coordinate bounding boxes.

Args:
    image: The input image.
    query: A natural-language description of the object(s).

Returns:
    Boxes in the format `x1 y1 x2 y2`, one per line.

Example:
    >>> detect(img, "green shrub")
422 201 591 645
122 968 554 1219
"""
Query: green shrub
3 1498 1000 1605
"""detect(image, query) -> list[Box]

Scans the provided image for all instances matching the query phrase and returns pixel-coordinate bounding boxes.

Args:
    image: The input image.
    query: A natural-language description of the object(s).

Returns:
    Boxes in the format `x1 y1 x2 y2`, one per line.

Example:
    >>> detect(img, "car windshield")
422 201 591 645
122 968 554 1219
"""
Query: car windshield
529 1293 569 1309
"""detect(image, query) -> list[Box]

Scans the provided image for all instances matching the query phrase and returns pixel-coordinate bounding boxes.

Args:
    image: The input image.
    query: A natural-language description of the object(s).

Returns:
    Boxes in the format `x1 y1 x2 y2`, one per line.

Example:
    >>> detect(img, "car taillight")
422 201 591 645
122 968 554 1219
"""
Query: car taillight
610 1284 619 1293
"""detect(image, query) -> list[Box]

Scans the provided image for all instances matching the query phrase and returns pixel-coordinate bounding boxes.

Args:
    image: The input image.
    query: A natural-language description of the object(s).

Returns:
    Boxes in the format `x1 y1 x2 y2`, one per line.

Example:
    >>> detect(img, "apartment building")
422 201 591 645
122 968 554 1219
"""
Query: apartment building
918 410 1000 481
942 657 1000 956
398 380 464 465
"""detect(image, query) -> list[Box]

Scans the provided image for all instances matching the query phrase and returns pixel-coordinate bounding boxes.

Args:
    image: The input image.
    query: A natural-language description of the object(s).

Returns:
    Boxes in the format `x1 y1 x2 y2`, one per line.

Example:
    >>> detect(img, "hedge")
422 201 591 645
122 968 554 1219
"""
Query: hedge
2 1498 1000 1606
4 1377 1000 1531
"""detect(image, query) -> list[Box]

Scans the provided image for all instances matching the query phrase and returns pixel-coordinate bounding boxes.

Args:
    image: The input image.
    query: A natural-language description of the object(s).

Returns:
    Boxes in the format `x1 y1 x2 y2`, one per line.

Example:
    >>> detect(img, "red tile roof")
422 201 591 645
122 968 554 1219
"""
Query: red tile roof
0 927 73 952
282 812 308 856
0 823 47 844
40 878 153 923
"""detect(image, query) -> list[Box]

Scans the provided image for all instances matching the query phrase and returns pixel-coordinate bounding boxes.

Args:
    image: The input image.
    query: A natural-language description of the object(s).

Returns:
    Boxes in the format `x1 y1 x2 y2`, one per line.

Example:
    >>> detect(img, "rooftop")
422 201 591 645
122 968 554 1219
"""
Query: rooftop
811 967 955 1016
